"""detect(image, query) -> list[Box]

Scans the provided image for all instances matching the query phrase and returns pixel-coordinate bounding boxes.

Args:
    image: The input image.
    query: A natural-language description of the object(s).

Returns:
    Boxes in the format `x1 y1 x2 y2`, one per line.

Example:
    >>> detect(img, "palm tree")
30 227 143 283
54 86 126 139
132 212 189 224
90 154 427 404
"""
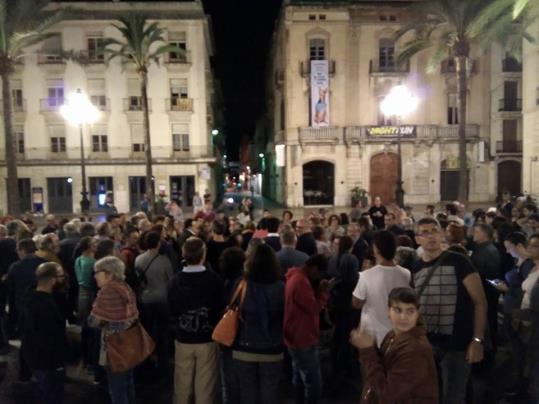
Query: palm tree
0 0 71 215
104 13 182 215
395 0 532 202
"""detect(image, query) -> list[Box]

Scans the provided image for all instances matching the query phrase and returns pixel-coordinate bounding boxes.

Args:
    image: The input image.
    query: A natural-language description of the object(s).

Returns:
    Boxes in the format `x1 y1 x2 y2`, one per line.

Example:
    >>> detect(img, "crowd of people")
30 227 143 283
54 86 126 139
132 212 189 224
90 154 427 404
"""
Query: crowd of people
0 192 538 404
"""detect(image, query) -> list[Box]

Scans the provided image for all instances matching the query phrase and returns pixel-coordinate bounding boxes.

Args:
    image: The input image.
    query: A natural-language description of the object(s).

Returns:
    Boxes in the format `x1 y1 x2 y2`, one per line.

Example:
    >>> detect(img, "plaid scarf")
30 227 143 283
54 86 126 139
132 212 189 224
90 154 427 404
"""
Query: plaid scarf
91 279 139 323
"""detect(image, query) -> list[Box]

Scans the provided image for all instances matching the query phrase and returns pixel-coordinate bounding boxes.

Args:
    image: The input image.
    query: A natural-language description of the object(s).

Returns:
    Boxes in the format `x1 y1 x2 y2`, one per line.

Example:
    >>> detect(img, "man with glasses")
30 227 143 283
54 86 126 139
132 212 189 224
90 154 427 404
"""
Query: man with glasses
412 217 487 404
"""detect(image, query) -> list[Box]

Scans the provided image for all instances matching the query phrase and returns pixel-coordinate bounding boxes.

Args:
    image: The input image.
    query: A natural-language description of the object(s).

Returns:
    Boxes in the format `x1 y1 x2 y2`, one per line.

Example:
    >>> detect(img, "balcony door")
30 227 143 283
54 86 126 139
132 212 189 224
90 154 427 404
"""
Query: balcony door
170 176 195 207
129 176 146 212
498 161 521 197
502 120 518 152
303 161 334 205
504 81 518 110
370 153 398 204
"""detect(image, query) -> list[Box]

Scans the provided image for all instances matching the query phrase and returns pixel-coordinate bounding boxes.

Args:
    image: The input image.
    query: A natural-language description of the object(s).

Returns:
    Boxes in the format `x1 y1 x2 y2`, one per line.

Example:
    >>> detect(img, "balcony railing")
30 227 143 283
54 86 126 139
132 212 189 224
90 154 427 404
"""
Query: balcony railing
299 127 342 143
369 59 409 74
37 51 64 64
344 124 480 142
300 60 336 77
40 98 64 112
123 97 152 112
502 58 522 72
498 98 522 112
79 50 105 64
0 99 26 113
496 140 522 153
165 50 192 64
166 98 193 112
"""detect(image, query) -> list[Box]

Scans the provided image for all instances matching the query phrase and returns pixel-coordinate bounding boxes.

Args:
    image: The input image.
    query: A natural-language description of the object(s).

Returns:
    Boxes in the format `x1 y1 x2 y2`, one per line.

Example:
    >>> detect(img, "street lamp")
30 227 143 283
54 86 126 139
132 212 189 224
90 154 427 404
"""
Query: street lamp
380 85 418 208
60 89 100 215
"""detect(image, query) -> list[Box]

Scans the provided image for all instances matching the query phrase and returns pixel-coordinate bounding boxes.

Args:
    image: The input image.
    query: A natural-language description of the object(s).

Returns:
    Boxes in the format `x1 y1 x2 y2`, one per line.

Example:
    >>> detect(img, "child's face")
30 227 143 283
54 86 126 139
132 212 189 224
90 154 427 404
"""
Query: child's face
388 302 420 334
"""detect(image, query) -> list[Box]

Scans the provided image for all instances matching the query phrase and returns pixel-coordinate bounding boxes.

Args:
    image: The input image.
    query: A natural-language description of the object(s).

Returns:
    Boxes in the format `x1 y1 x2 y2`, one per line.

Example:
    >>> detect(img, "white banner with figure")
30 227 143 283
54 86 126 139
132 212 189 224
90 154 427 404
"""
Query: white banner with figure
310 60 329 127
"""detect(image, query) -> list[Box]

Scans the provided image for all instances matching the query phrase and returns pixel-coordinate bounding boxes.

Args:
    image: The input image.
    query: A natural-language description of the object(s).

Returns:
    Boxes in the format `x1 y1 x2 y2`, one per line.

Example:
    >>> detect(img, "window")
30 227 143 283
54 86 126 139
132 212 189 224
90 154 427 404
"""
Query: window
88 79 107 111
172 124 190 151
11 80 23 111
389 15 397 22
51 137 66 153
379 15 388 21
127 79 142 110
131 125 145 152
309 15 316 20
379 38 395 70
168 32 187 62
319 14 326 20
447 93 458 125
309 38 326 61
14 127 24 153
92 135 108 152
87 37 105 61
41 34 62 61
47 80 64 107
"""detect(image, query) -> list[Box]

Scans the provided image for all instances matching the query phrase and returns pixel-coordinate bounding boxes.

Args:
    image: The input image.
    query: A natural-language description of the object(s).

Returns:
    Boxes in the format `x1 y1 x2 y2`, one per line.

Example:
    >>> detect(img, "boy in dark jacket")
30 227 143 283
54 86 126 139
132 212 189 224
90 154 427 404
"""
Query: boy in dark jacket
351 287 438 404
168 237 225 404
19 262 67 404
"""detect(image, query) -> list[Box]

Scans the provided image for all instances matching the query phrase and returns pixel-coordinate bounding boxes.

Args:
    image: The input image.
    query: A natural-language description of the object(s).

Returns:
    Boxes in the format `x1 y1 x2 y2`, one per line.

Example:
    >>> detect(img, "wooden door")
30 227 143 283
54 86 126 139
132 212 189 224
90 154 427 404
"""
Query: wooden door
498 161 521 197
370 153 398 204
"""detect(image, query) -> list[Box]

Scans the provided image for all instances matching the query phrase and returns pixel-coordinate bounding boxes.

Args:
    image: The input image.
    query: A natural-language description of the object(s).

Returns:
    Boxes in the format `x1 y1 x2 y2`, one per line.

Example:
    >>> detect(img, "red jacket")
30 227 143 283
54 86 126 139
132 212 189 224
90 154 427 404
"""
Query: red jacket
284 267 329 349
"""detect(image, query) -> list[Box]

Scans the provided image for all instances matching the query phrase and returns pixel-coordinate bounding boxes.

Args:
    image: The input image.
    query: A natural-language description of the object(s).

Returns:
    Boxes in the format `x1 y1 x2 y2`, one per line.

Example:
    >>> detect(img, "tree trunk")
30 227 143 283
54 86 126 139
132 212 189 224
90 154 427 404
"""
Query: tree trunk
140 71 154 216
456 55 469 202
1 69 21 216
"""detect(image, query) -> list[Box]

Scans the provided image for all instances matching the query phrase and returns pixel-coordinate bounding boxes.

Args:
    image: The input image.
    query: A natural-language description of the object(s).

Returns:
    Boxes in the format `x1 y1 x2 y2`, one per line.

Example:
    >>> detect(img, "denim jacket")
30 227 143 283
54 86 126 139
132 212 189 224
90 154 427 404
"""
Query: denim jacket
234 280 285 355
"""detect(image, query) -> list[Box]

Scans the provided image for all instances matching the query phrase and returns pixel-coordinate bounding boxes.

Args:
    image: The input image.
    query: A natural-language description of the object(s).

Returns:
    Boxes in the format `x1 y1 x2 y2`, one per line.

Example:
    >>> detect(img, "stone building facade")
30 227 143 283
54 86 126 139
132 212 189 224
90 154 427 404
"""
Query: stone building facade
0 1 216 215
266 0 523 207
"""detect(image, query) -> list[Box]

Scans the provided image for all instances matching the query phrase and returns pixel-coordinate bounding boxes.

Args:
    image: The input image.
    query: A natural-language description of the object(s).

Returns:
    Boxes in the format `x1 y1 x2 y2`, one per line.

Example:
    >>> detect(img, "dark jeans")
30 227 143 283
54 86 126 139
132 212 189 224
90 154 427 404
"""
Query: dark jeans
503 315 526 390
19 348 32 382
330 308 360 373
432 346 471 404
33 368 65 404
220 349 239 404
288 345 322 404
232 357 283 404
140 301 169 371
106 368 136 404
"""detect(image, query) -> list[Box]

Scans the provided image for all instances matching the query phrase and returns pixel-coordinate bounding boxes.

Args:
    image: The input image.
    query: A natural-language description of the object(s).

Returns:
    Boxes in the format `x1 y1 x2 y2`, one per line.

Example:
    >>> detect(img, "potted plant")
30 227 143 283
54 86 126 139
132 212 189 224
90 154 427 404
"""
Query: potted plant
350 185 369 208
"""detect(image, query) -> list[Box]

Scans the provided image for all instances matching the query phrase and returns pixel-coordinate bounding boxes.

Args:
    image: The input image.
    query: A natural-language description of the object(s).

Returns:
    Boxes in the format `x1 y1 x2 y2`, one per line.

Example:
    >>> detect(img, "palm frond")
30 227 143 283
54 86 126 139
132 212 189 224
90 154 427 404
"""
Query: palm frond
467 0 513 38
396 39 433 66
514 0 531 19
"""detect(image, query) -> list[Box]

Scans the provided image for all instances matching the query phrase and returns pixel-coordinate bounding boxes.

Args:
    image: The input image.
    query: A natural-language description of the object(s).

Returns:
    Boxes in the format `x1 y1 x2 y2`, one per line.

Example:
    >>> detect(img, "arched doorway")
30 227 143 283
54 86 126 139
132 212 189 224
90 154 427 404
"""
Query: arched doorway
498 160 521 197
303 161 334 205
370 153 399 204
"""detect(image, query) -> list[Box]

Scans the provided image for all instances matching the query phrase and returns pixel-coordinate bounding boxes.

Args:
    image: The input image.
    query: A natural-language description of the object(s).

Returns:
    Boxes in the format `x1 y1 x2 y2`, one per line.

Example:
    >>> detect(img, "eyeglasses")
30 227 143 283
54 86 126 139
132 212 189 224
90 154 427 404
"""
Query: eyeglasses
417 229 440 237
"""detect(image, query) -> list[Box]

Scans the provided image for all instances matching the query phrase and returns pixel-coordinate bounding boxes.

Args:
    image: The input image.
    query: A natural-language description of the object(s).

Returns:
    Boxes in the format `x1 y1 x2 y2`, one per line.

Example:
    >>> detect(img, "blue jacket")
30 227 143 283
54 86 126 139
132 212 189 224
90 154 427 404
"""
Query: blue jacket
234 279 285 355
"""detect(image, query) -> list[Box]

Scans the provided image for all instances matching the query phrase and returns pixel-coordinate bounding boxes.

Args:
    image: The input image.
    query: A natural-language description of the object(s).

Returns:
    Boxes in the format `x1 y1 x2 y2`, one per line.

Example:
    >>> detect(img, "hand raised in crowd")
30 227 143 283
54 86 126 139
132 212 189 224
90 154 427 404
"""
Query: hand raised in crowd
349 327 375 349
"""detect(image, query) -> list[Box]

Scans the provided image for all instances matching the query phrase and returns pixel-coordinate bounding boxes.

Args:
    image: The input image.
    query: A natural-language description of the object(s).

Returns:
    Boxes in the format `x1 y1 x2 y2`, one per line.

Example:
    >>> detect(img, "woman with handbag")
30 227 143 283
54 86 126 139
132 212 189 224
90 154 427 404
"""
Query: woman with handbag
89 256 146 404
231 243 285 404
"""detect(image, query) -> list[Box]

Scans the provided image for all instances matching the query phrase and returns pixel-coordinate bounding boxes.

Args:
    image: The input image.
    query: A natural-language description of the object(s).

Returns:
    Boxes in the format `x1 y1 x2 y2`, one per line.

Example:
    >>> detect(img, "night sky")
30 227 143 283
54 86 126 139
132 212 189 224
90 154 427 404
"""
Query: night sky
203 0 283 160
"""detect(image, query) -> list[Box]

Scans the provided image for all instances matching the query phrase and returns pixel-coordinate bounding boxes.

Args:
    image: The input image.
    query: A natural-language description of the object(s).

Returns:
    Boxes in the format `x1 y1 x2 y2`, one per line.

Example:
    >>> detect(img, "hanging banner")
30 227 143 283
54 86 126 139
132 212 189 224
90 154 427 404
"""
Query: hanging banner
366 126 417 138
310 60 330 127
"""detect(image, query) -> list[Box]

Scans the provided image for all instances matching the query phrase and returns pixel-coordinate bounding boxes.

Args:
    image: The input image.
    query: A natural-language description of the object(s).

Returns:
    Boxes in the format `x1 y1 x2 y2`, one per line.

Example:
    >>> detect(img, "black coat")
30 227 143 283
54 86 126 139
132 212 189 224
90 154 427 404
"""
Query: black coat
19 289 67 370
296 233 317 257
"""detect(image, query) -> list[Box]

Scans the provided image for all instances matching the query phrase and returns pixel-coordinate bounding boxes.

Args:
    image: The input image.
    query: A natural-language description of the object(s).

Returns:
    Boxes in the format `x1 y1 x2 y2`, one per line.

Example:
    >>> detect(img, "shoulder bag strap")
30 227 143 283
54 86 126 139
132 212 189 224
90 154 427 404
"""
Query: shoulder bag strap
417 252 448 298
139 253 160 280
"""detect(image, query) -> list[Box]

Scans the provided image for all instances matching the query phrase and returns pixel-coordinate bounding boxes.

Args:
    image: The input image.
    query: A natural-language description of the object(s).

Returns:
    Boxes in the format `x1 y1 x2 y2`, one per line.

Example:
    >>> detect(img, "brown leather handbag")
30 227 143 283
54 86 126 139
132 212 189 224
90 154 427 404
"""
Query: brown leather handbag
106 322 155 373
212 279 247 347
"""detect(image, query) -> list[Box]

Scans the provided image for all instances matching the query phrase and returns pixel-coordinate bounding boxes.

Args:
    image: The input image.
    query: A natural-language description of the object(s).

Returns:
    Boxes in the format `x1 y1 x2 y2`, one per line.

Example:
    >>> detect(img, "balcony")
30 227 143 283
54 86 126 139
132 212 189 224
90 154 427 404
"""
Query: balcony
79 50 105 64
344 124 480 143
166 98 193 113
123 97 152 112
90 97 110 112
498 98 522 112
496 140 522 154
441 59 478 75
300 60 336 77
502 58 522 73
164 50 192 72
0 99 26 114
369 59 409 75
40 98 64 112
298 127 342 145
37 51 64 64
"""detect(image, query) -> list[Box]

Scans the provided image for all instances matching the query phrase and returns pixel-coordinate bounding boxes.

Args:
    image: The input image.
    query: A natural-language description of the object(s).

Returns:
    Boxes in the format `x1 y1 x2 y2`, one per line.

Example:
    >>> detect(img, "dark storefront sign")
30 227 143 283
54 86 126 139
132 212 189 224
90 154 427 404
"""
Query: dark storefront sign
366 125 417 138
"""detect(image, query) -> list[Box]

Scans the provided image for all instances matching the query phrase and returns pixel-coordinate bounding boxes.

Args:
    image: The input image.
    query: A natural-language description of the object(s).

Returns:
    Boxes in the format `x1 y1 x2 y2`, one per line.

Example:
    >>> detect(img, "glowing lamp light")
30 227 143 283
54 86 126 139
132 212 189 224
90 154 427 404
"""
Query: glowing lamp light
60 90 100 126
212 129 219 136
258 153 264 158
380 85 418 118
226 197 234 204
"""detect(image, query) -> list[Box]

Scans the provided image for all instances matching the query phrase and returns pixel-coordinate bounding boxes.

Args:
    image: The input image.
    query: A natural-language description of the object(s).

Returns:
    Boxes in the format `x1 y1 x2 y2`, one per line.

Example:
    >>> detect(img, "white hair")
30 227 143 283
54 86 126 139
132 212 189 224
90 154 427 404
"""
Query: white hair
94 256 125 281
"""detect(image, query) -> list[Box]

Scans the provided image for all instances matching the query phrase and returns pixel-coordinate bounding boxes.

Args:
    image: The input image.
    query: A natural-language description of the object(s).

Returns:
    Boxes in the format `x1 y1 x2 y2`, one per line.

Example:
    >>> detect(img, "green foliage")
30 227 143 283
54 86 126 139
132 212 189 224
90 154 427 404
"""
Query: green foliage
104 12 183 72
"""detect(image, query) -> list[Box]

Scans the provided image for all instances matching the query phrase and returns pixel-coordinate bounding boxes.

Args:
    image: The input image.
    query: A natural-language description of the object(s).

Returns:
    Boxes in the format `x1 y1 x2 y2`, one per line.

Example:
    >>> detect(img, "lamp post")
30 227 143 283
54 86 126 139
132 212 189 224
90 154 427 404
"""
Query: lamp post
380 85 418 208
60 89 100 215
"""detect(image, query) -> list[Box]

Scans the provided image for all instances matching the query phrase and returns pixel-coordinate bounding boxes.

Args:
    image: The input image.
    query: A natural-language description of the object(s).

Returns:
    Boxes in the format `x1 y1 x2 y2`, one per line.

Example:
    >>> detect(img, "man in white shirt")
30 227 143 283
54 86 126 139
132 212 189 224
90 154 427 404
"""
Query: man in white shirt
352 230 411 346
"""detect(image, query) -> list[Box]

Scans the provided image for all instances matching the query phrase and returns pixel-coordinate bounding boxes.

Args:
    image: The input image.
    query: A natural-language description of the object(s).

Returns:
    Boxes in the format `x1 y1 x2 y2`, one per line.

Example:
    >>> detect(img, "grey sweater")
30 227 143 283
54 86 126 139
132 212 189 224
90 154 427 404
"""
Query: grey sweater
135 250 173 304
